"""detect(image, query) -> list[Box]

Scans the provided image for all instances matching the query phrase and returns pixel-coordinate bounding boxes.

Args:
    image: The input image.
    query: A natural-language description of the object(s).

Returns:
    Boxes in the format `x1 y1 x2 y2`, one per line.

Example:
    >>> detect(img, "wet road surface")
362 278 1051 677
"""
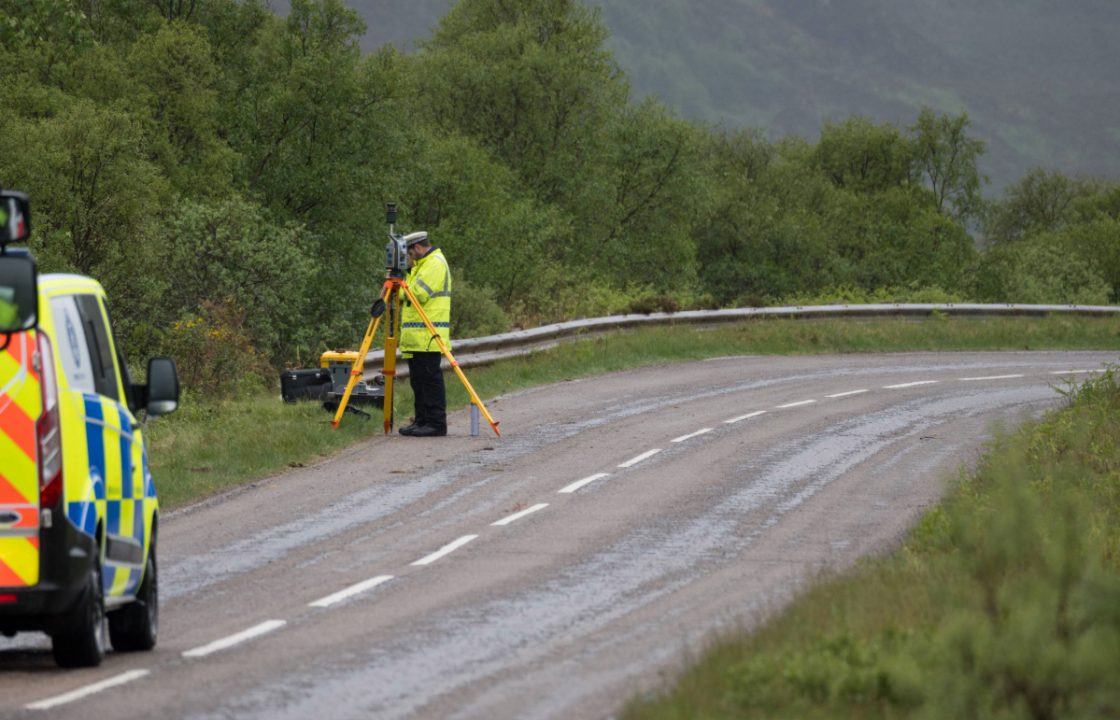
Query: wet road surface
2 351 1117 719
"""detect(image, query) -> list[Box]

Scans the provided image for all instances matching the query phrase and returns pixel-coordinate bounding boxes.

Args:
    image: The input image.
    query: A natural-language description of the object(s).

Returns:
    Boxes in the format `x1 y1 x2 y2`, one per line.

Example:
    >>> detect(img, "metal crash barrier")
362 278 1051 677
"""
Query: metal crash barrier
361 303 1120 379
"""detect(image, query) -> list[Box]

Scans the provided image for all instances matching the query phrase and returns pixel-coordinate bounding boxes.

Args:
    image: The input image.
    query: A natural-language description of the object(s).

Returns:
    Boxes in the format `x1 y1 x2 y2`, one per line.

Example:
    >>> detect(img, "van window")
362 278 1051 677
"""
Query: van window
49 296 96 394
103 301 137 413
75 295 121 400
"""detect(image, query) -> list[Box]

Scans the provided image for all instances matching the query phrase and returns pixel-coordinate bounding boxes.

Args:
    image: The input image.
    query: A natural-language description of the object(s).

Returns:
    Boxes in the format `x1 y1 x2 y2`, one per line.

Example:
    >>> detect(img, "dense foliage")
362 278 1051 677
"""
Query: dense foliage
1 0 1117 392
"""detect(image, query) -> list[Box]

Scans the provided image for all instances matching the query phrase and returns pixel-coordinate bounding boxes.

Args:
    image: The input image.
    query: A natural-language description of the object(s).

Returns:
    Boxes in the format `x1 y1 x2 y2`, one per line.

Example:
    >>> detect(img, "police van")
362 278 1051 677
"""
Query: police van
0 190 180 667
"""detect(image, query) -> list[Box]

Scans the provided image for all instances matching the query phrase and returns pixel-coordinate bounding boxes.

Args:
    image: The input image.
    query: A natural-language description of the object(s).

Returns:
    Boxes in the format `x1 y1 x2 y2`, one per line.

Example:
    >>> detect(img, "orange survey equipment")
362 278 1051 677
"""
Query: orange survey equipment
329 203 499 436
329 274 500 437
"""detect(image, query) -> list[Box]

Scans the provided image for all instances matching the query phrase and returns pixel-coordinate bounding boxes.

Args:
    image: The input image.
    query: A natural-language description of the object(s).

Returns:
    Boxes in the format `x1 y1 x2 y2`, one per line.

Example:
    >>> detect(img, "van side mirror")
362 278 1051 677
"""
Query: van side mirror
0 191 32 244
146 357 180 417
0 253 38 333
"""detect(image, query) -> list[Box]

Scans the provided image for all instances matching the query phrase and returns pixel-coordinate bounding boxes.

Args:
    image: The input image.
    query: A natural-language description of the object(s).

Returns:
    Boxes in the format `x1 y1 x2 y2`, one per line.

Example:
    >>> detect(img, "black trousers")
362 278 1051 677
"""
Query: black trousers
407 352 446 431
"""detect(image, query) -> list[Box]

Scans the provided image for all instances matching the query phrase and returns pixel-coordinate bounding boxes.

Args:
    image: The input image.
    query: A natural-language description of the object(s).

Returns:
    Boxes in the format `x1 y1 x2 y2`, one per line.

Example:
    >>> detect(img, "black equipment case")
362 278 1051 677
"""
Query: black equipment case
280 368 331 402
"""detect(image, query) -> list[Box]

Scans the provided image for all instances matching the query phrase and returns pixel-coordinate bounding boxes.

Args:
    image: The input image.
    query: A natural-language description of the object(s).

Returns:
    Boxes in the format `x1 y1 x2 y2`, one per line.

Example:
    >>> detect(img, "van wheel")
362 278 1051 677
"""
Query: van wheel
109 547 158 652
52 560 107 668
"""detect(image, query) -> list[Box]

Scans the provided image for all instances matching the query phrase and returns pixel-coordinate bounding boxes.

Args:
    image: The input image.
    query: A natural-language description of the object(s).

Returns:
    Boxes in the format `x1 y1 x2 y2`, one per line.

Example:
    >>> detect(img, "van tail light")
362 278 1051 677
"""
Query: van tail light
37 334 63 509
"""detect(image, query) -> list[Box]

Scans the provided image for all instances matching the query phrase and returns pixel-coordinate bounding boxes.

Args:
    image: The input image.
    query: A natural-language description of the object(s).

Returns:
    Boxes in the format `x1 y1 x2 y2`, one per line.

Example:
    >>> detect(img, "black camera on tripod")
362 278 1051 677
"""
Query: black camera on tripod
384 203 409 277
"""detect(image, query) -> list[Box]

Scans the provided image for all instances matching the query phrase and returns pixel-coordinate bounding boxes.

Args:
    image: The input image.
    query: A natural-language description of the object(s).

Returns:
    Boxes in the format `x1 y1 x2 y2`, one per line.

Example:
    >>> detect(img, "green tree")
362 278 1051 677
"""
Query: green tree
411 0 627 206
1041 219 1120 303
129 22 235 196
814 117 913 194
393 126 564 307
909 108 986 221
696 135 839 303
154 195 318 360
984 168 1091 245
975 239 1110 305
0 99 167 275
586 99 705 289
833 188 976 292
0 0 92 82
225 0 407 342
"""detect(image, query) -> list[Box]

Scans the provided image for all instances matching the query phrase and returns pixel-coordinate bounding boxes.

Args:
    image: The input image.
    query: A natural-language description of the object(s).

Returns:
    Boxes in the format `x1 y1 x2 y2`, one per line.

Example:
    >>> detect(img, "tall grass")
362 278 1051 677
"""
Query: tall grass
622 368 1120 720
147 316 1120 509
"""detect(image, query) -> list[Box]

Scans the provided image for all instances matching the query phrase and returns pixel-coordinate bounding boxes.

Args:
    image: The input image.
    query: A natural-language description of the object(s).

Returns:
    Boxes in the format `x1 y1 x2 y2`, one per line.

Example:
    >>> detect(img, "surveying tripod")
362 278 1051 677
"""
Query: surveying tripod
329 262 501 438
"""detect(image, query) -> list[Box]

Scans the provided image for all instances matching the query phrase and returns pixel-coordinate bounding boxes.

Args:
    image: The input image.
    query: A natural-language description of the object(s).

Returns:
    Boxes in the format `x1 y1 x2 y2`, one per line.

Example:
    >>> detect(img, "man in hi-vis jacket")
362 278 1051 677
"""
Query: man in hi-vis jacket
398 231 451 437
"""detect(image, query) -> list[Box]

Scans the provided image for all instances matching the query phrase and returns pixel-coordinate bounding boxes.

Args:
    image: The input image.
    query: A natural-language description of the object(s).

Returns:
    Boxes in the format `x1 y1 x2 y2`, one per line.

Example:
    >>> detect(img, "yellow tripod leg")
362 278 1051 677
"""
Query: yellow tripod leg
381 292 399 434
331 285 390 428
401 285 501 437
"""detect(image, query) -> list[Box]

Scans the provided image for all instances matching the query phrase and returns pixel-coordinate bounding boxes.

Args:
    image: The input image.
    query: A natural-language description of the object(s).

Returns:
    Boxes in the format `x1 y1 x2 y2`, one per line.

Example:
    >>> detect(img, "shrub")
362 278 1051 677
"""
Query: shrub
626 293 681 314
450 280 511 338
160 300 273 397
780 284 966 306
976 240 1111 305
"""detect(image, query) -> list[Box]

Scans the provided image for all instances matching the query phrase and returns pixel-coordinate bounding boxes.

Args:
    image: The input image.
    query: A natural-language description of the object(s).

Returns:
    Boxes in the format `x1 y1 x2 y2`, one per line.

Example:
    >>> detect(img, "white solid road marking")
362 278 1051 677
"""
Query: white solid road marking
884 380 939 389
960 374 1025 381
776 399 816 409
182 620 286 659
827 389 869 398
671 427 713 443
558 472 610 494
309 575 394 608
492 503 549 527
724 410 766 424
618 448 662 468
26 669 151 711
411 534 479 566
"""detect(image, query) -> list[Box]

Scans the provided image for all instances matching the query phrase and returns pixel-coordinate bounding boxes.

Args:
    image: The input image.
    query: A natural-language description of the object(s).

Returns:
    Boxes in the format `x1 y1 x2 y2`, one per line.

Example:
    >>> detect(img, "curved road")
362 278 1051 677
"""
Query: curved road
2 351 1116 719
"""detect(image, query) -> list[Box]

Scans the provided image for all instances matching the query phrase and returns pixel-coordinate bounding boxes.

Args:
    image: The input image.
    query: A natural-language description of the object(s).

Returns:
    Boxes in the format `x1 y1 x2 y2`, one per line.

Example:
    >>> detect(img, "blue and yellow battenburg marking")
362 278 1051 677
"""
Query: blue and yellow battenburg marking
64 393 157 599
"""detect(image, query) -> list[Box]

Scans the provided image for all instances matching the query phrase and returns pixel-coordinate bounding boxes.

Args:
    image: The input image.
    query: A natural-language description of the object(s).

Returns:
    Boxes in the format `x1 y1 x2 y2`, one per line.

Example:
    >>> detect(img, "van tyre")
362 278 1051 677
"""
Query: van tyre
51 560 107 668
109 545 158 652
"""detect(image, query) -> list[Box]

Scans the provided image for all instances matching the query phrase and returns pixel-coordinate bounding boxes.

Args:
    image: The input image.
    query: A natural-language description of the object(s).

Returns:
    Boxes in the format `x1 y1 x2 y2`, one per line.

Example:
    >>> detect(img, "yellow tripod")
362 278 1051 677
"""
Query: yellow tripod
330 274 501 437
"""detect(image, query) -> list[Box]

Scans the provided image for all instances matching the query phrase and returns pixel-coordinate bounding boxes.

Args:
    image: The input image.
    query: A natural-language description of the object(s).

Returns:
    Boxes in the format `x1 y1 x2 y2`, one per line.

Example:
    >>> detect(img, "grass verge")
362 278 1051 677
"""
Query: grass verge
147 315 1120 509
621 367 1120 720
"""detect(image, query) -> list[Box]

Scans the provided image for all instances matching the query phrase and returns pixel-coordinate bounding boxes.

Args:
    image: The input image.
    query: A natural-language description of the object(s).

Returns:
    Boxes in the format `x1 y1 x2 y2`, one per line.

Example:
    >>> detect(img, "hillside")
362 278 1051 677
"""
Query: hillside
323 0 1120 189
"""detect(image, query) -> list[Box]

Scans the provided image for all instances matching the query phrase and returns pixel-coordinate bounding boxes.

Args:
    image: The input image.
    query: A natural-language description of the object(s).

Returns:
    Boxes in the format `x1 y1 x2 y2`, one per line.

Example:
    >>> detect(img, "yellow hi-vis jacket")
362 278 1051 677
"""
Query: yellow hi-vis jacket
400 247 452 356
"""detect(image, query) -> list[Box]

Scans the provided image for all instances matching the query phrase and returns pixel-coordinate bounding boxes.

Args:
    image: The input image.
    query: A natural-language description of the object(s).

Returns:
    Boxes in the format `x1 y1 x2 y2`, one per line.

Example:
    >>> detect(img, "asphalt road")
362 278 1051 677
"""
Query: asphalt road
2 350 1117 719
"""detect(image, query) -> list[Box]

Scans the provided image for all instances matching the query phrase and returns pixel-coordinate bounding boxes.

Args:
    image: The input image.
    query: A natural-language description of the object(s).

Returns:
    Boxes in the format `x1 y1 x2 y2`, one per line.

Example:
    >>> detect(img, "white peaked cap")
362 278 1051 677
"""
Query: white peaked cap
403 231 428 247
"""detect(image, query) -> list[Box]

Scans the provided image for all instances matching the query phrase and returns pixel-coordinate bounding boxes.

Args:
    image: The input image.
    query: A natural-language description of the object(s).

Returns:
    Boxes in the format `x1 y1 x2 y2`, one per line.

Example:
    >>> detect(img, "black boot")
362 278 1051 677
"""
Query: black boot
409 425 447 437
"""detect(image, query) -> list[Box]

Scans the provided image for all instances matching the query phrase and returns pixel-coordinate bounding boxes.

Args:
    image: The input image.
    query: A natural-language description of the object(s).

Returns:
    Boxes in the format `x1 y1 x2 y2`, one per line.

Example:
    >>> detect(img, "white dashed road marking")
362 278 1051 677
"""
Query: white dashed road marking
960 374 1025 381
776 399 816 409
1051 369 1103 375
618 449 662 468
411 535 479 566
671 428 713 443
26 669 151 711
492 503 549 527
558 473 610 494
182 620 287 659
309 575 394 608
827 389 869 398
884 380 939 389
724 410 766 424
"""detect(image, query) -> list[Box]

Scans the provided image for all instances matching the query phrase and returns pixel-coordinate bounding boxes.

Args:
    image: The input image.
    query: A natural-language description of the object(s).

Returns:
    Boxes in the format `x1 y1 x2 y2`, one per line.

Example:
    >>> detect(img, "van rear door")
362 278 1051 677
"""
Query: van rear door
0 329 42 588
